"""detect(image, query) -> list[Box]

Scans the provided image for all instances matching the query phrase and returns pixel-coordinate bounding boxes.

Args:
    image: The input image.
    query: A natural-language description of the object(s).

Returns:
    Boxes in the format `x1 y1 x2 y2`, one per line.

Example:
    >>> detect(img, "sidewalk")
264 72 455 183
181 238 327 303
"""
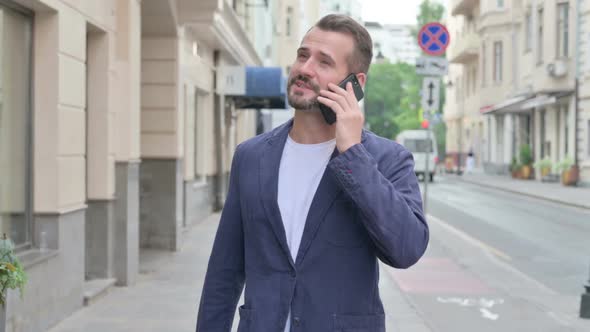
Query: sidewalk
48 214 221 332
47 213 430 332
456 171 590 210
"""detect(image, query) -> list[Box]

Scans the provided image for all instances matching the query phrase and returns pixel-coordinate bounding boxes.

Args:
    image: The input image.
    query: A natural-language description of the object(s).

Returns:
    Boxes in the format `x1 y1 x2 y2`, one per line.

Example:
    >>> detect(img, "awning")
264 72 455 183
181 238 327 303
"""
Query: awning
218 66 287 110
482 90 573 115
481 94 531 115
519 91 573 110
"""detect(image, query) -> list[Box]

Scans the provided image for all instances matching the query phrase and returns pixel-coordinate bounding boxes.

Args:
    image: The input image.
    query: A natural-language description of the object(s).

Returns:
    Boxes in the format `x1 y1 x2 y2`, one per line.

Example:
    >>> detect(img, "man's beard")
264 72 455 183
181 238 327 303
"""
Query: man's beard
287 75 321 112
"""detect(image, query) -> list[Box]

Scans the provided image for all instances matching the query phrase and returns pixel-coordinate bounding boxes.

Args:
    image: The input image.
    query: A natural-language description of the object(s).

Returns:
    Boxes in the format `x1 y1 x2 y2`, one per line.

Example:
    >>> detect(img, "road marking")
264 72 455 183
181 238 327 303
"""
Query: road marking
480 308 499 320
427 214 512 261
436 297 503 320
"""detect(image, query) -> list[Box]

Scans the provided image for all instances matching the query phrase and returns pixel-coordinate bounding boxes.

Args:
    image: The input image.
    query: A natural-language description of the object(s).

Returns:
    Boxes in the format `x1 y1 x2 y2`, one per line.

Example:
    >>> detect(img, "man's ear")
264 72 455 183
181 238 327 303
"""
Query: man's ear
356 72 367 89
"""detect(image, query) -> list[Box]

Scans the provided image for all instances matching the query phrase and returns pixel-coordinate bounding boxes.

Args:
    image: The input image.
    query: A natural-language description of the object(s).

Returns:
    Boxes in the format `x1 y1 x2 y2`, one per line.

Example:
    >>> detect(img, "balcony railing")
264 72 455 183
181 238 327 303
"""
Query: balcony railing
449 30 479 64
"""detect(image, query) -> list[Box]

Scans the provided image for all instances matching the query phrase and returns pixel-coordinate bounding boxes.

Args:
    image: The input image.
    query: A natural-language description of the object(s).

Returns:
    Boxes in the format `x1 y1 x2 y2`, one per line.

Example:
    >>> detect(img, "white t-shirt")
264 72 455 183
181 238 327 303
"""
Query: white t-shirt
278 135 336 332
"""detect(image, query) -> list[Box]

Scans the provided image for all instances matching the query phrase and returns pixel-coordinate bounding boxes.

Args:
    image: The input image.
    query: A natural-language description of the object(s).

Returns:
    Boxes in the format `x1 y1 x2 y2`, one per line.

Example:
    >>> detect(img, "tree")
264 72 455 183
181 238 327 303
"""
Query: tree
412 0 446 36
365 62 422 140
364 0 447 146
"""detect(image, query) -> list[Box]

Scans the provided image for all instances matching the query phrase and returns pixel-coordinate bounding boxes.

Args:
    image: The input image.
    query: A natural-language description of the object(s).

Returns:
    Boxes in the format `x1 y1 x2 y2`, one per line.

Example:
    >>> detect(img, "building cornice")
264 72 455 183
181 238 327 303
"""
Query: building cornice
177 0 262 66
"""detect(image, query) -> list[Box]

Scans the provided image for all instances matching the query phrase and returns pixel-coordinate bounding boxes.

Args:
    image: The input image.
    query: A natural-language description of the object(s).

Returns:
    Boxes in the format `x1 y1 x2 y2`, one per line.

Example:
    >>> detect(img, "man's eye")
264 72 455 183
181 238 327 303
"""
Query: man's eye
320 60 331 66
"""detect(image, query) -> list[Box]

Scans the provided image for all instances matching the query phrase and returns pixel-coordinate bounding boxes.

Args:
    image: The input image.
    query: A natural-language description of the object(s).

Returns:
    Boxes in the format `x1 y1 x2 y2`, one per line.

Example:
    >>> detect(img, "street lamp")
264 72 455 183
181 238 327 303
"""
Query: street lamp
576 0 589 319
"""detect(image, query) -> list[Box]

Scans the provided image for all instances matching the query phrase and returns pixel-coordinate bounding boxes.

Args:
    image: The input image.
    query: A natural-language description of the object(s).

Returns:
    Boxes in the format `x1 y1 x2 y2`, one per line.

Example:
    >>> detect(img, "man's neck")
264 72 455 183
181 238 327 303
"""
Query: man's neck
289 110 335 144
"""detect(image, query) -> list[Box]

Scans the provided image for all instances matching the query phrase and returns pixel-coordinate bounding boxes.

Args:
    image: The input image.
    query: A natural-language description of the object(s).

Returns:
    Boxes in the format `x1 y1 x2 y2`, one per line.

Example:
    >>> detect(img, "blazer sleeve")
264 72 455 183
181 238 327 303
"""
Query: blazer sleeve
327 143 429 269
196 145 245 332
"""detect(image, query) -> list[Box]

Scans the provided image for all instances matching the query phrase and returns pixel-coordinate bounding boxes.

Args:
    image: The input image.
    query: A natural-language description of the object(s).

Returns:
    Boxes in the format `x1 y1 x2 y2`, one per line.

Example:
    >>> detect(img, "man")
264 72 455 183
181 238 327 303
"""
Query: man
196 14 428 332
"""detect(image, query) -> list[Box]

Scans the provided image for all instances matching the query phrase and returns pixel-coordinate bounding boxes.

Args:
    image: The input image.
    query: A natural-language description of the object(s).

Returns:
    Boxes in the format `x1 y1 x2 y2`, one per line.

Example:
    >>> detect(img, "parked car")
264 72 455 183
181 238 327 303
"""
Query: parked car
396 129 438 182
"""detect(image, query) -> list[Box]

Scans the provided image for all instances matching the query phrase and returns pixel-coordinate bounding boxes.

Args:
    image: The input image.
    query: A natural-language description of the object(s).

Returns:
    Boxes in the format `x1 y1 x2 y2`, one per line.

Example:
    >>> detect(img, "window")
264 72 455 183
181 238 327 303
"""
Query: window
494 41 503 82
481 42 486 86
286 7 293 37
563 105 569 155
472 67 477 94
497 0 504 8
556 2 569 57
403 139 433 153
540 110 546 157
525 12 532 51
537 7 544 64
0 3 33 248
496 115 505 164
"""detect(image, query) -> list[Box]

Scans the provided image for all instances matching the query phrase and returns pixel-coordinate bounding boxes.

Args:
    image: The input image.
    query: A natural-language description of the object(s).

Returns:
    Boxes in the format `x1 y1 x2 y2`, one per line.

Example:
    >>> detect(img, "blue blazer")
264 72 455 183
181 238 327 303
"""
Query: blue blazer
196 119 429 332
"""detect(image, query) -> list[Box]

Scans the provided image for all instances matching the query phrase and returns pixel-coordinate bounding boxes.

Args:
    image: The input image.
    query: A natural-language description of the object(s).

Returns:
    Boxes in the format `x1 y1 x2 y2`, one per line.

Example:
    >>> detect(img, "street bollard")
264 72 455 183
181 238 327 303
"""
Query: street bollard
581 278 590 319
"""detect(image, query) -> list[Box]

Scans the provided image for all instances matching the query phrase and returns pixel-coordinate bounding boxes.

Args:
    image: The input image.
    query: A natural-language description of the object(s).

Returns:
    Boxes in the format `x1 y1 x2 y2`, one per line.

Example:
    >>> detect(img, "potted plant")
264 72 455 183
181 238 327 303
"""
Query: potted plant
509 157 521 178
556 156 578 186
533 157 553 178
0 234 27 311
519 145 533 179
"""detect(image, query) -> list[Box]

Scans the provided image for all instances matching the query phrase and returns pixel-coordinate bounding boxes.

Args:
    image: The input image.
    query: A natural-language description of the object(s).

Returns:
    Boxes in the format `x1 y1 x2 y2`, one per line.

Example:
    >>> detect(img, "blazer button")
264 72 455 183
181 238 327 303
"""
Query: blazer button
293 316 301 326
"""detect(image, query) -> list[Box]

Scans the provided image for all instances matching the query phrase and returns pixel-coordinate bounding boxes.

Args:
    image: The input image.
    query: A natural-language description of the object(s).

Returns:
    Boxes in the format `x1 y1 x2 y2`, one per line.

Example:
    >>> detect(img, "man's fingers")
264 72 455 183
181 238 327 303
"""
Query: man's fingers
317 96 344 115
319 89 349 111
326 82 358 108
344 82 358 106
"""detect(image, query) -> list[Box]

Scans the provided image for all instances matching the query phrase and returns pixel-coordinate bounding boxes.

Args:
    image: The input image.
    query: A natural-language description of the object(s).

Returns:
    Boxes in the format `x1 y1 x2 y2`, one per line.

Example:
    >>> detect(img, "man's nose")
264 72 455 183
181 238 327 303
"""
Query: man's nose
299 59 316 77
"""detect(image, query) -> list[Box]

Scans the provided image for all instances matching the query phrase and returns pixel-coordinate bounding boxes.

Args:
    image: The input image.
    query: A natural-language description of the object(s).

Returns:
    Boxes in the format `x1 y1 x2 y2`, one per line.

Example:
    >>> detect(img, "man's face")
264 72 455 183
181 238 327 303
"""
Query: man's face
287 27 354 111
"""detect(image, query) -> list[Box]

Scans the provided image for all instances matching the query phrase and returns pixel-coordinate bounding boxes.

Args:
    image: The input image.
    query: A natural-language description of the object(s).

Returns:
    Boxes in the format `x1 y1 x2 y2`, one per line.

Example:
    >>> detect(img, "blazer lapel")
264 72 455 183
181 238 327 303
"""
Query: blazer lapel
294 131 368 266
295 148 341 266
259 120 295 268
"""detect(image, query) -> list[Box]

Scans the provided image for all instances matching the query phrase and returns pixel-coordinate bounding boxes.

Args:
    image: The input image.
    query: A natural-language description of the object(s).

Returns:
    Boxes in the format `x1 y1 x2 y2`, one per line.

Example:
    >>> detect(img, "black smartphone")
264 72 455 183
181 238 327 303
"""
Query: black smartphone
318 73 364 125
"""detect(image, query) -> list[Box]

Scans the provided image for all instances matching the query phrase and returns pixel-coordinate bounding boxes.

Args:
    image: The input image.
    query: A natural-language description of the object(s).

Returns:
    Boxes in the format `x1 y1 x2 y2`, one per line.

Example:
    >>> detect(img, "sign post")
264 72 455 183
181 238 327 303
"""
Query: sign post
416 22 450 214
416 56 448 76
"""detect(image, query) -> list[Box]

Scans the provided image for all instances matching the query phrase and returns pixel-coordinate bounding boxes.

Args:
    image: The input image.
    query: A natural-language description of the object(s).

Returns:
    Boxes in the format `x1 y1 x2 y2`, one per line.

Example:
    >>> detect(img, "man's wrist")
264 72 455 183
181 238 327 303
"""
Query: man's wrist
337 140 360 153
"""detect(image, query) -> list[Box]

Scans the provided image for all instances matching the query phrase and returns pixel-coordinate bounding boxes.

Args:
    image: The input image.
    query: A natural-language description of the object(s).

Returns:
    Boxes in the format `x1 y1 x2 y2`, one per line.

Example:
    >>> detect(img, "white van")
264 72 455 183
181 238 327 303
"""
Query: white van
396 130 438 182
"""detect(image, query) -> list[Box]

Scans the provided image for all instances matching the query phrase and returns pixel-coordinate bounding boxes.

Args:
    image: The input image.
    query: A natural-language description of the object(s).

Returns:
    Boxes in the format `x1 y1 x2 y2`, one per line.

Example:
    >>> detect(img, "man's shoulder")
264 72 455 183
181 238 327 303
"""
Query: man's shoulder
236 120 290 154
237 133 267 153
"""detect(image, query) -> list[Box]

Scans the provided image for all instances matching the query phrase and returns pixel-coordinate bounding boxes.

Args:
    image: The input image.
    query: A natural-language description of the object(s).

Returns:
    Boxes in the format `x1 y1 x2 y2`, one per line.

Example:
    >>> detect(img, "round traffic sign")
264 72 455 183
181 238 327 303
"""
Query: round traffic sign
418 22 450 56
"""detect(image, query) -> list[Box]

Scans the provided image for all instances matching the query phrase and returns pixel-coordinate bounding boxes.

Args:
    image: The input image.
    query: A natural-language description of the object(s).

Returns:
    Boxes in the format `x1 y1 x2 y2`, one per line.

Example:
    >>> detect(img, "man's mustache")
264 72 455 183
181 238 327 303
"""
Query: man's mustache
289 75 320 93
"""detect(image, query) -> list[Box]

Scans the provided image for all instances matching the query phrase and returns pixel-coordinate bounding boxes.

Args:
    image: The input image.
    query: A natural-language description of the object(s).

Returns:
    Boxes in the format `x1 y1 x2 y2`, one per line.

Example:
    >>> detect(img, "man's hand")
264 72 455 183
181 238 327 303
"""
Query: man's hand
318 82 364 153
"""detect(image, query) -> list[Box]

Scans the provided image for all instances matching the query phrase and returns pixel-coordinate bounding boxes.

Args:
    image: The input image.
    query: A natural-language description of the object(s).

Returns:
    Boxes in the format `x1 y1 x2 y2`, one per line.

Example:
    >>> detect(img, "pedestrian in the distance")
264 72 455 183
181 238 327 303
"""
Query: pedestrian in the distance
196 14 429 332
466 149 475 174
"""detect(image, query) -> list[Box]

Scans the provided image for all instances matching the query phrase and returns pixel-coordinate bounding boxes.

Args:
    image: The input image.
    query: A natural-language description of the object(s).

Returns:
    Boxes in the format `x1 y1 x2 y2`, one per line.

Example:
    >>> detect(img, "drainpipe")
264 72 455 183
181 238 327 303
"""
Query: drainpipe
574 0 583 167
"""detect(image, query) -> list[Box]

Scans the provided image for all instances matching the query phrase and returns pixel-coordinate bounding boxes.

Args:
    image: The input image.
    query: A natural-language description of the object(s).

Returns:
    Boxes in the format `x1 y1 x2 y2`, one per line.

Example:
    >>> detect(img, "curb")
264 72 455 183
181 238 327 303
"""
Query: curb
459 178 590 211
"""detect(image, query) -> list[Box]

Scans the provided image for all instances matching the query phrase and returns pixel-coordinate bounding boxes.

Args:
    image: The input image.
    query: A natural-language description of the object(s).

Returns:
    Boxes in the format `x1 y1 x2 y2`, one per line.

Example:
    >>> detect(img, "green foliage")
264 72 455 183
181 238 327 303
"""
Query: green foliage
364 0 447 151
519 145 533 165
411 0 446 36
365 62 446 148
555 156 574 173
510 157 521 172
0 235 27 307
533 157 552 170
432 121 446 159
365 62 422 139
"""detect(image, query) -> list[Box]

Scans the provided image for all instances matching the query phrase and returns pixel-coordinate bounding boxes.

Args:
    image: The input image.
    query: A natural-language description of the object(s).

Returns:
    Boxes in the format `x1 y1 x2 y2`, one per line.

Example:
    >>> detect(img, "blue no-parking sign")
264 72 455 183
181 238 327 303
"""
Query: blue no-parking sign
418 22 450 56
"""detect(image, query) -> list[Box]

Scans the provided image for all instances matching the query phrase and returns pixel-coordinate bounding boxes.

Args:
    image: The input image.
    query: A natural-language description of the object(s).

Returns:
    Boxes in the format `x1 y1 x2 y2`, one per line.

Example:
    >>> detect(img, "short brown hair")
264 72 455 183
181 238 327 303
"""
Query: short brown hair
314 14 373 74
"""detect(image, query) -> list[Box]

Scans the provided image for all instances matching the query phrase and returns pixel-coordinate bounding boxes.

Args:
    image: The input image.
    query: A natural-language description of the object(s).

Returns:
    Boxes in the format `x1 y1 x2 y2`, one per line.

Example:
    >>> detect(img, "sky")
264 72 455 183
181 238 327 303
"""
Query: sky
361 0 446 26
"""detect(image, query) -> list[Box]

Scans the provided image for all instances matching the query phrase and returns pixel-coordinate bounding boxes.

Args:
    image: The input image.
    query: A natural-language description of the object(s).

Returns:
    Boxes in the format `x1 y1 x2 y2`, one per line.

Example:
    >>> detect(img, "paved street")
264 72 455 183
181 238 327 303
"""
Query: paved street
48 174 590 332
398 175 590 331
